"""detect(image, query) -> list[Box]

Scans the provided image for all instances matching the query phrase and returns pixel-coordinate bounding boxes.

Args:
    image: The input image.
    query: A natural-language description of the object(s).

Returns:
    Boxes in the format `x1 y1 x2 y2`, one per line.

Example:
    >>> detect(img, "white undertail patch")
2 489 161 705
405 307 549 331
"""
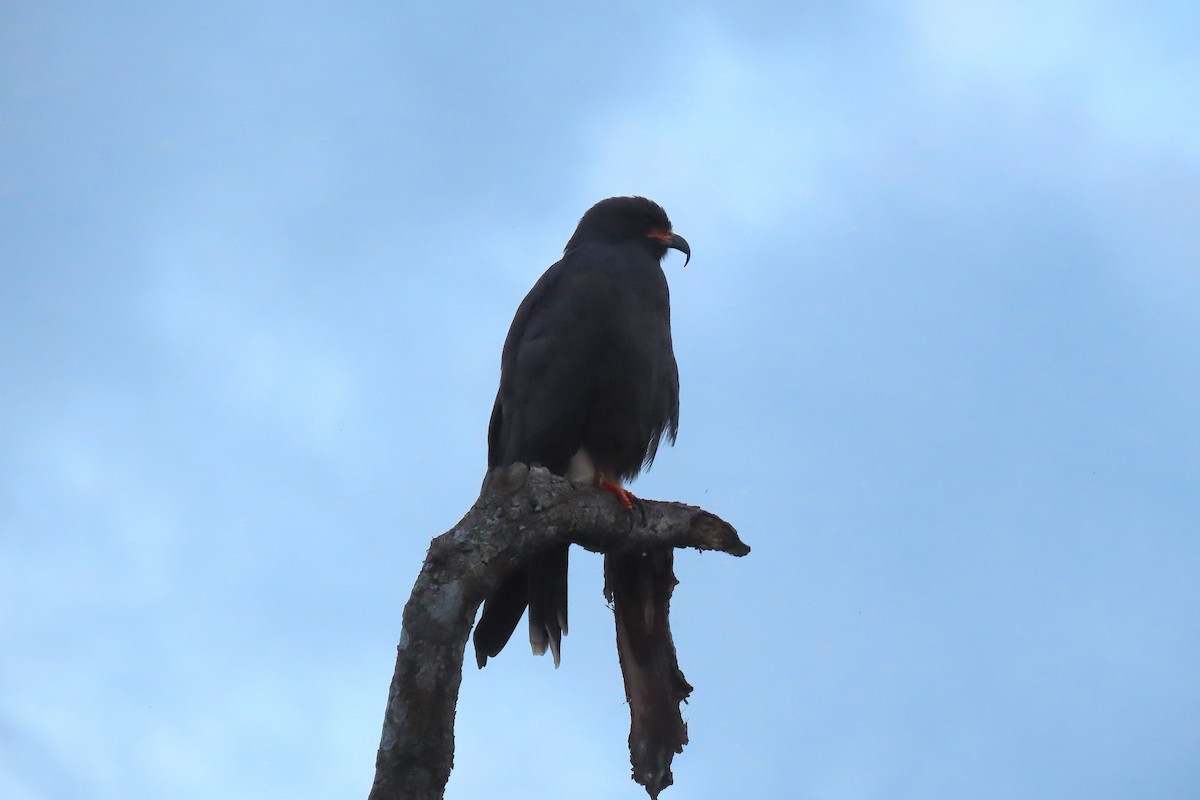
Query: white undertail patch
566 448 596 485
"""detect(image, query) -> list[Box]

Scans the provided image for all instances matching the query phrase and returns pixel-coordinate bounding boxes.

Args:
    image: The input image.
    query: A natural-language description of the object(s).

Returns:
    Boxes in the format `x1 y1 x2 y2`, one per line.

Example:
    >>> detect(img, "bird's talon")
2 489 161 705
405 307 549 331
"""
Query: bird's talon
599 478 637 511
632 496 647 525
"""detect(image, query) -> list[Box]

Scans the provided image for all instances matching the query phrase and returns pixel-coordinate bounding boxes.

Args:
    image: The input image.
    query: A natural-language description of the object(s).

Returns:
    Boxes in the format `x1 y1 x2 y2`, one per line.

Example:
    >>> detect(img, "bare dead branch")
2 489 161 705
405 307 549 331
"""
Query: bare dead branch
367 463 748 800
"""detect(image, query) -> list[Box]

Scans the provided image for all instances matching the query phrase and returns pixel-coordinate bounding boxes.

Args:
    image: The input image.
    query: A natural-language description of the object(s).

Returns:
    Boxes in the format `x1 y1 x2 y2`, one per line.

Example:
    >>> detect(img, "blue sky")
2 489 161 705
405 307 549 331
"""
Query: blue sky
2 2 1198 798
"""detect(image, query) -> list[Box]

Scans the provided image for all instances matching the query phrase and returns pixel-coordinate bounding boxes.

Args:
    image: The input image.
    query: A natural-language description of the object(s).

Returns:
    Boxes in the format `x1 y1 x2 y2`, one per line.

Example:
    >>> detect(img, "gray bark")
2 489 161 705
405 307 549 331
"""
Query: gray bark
367 463 749 800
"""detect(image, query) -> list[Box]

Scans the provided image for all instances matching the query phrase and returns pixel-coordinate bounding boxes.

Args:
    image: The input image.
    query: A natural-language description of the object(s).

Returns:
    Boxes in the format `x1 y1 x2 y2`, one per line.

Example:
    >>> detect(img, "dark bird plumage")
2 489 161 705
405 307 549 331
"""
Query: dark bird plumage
473 196 690 796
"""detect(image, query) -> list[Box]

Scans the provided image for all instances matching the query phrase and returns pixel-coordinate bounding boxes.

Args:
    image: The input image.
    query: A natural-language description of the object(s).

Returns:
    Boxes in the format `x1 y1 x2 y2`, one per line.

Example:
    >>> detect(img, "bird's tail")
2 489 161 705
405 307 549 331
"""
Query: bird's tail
473 543 568 668
528 543 569 666
605 549 692 799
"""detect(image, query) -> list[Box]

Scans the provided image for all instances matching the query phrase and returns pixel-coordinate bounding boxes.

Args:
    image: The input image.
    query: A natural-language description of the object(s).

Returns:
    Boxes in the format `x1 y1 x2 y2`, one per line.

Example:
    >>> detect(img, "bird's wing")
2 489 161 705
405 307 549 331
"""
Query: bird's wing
478 253 616 668
488 252 619 473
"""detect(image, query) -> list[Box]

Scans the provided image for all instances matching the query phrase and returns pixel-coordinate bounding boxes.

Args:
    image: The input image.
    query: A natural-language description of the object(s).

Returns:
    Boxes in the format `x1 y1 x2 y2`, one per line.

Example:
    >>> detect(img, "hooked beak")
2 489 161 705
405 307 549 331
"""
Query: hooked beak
649 230 691 266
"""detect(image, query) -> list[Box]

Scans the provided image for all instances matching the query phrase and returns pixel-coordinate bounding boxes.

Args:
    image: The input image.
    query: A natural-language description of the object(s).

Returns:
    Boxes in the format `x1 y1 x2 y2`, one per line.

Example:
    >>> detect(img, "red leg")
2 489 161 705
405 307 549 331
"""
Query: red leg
598 477 636 510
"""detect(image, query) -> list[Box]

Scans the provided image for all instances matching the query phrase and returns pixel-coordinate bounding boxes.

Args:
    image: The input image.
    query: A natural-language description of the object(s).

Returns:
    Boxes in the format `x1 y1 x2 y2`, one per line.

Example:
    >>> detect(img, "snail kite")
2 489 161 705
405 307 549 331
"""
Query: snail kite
472 196 691 797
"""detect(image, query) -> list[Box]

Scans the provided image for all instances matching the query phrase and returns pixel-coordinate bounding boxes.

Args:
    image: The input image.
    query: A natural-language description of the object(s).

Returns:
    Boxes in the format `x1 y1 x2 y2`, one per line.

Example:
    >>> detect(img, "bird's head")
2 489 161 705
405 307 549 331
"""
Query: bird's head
566 196 691 267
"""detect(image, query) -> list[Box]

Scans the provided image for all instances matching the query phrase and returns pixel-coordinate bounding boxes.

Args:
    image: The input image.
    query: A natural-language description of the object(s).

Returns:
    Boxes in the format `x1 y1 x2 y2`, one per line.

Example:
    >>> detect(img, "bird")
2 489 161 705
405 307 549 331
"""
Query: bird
473 196 692 796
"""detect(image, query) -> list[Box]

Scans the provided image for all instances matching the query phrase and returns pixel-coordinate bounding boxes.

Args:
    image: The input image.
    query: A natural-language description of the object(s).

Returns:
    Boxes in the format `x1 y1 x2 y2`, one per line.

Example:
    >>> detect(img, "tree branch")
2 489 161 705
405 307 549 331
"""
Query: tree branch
367 463 748 800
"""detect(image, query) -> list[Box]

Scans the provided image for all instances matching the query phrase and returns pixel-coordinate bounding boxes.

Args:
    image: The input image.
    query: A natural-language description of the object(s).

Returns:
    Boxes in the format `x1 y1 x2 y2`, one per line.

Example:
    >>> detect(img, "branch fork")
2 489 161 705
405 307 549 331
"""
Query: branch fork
368 464 748 800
